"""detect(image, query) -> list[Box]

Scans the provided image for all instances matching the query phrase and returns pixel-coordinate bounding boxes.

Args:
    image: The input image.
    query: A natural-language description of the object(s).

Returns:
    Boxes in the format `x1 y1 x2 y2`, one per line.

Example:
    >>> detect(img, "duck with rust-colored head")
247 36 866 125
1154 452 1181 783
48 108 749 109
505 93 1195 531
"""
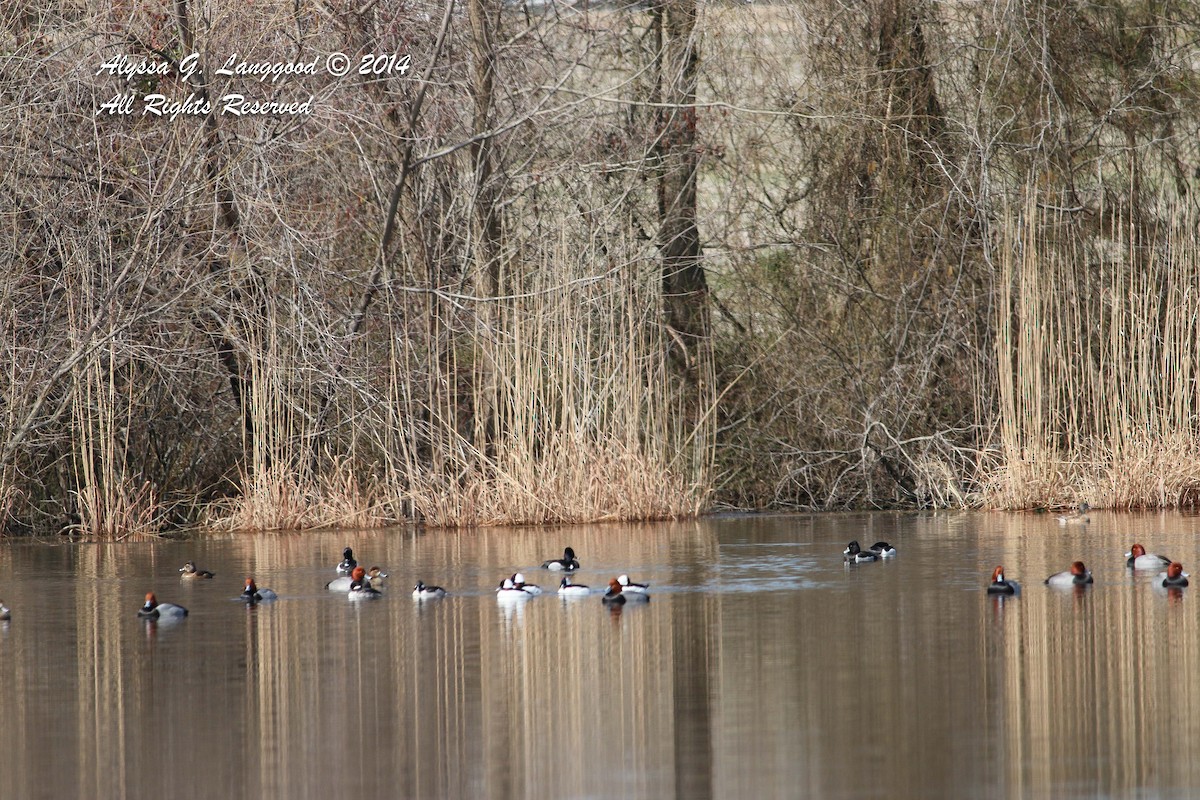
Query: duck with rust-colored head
241 577 278 604
1127 543 1173 571
1161 562 1190 589
1046 561 1093 588
987 566 1020 595
138 592 188 620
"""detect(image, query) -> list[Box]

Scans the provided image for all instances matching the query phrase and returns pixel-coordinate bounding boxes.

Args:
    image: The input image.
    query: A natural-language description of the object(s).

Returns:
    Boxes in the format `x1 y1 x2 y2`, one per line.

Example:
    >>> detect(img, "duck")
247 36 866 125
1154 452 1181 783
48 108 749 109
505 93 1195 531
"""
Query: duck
617 574 649 593
241 577 278 603
512 573 542 595
178 561 215 579
602 578 627 605
843 541 879 563
138 592 188 620
1045 561 1093 587
869 542 897 557
496 578 532 601
367 566 388 583
558 576 591 597
326 565 369 592
986 565 1020 595
1160 562 1189 589
336 547 357 574
1126 543 1173 571
542 546 580 571
412 580 446 600
348 576 382 600
0 601 10 621
1056 503 1090 525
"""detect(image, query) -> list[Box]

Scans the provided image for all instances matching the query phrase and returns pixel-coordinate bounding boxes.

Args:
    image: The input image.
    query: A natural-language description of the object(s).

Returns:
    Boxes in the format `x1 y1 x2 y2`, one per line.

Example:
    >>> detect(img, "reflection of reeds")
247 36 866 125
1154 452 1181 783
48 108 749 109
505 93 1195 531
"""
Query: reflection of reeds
985 195 1200 509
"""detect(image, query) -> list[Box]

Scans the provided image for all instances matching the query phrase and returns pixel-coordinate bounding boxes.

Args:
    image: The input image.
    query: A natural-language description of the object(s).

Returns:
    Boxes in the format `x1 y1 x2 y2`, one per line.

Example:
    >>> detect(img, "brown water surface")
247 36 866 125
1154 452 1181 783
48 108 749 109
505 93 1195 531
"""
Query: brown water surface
1 511 1199 798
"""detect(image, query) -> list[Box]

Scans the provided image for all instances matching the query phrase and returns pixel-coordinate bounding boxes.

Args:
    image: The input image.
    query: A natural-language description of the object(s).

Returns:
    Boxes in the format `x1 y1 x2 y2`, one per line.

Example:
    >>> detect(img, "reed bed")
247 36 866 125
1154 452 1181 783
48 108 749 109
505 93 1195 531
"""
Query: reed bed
983 197 1200 510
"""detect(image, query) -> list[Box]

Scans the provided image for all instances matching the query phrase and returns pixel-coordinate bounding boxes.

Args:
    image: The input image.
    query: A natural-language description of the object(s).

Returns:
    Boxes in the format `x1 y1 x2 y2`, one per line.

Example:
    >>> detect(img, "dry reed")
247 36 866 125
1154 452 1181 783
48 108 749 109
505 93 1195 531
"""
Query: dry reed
983 195 1200 509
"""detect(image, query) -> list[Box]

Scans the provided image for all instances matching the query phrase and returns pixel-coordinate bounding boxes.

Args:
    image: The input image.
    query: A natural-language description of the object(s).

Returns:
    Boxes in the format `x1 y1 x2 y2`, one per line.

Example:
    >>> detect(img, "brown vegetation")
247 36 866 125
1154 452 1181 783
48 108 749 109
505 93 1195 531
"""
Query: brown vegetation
3 0 1200 535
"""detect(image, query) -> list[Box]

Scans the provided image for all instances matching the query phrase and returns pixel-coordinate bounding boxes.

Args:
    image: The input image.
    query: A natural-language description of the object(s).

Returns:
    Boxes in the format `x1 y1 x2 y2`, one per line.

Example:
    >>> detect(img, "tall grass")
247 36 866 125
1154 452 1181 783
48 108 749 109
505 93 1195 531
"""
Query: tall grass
984 195 1200 509
209 243 712 532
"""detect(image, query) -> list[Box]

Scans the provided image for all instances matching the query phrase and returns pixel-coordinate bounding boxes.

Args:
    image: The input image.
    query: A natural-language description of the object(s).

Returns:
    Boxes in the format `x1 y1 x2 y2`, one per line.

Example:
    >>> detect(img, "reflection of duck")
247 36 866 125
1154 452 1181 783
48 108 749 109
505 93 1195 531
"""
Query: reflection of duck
843 541 878 563
138 592 188 620
336 547 357 574
179 561 215 579
1045 561 1093 587
542 547 580 572
558 576 591 597
241 578 278 603
1056 503 1090 525
412 581 446 600
617 574 649 594
986 566 1020 595
1127 543 1172 571
1160 562 1190 589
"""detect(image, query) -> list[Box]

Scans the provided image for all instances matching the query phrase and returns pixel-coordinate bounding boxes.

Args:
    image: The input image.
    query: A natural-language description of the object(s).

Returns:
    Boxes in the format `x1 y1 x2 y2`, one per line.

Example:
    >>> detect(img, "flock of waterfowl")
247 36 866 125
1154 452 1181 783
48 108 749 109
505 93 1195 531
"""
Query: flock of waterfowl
6 544 649 626
843 532 1190 597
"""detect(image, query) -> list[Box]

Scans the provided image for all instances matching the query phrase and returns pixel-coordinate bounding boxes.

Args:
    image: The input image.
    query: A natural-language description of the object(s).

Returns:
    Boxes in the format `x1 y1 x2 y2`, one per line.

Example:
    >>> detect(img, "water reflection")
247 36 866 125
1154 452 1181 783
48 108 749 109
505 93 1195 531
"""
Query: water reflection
3 513 1200 797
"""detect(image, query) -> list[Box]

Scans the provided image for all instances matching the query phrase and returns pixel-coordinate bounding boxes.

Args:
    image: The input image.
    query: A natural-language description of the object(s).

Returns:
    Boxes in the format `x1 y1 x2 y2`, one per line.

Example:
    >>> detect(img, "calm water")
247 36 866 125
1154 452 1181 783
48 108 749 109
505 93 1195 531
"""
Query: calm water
2 511 1200 798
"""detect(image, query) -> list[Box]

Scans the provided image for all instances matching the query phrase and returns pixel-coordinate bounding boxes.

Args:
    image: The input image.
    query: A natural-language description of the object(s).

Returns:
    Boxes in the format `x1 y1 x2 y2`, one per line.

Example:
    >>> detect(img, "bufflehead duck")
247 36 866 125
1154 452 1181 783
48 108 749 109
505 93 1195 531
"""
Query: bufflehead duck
843 541 879 563
0 601 10 621
558 576 591 597
138 592 188 620
869 542 897 557
987 566 1020 595
1127 543 1173 571
512 573 542 595
336 547 357 574
179 561 215 579
1161 562 1189 588
1045 561 1093 587
542 547 580 572
617 574 649 593
412 581 447 600
1056 503 1090 525
241 577 278 603
496 578 532 601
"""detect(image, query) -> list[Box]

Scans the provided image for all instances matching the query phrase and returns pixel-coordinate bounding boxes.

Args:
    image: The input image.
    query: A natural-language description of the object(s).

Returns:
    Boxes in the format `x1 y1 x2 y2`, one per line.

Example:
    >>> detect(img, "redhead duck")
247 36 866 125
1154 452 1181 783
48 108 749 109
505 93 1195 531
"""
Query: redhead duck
0 601 10 621
327 566 370 592
987 566 1020 595
412 581 446 600
542 547 580 572
336 547 357 574
869 542 897 557
1045 561 1093 587
1160 562 1189 588
241 577 278 603
1127 543 1173 571
496 578 532 601
138 592 188 620
179 561 215 579
1056 503 1090 525
843 541 879 563
558 576 591 597
512 573 542 595
617 574 649 593
602 578 627 605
